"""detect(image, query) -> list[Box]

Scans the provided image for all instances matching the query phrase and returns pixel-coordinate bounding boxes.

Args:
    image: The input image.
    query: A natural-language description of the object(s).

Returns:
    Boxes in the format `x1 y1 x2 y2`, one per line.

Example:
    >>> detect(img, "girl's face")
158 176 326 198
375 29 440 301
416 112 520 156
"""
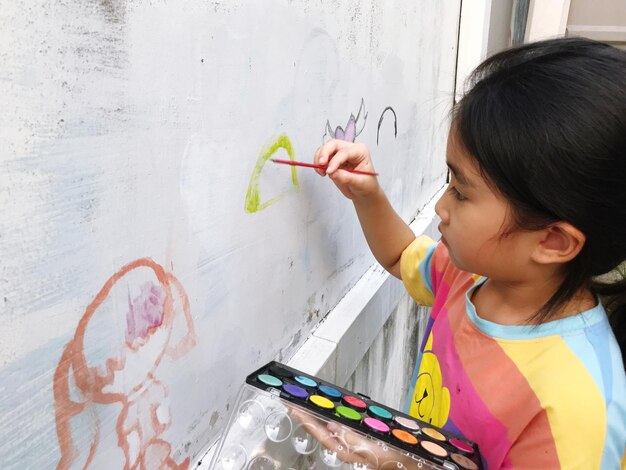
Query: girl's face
435 130 538 281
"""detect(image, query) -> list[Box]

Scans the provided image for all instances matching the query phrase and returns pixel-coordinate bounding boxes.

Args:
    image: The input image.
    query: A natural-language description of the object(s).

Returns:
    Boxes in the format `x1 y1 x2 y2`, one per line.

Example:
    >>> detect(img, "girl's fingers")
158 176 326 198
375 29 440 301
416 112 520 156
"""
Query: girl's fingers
291 407 378 467
315 141 377 200
315 141 332 166
317 139 355 167
327 144 372 175
325 149 354 175
317 139 343 165
313 146 326 176
329 168 368 188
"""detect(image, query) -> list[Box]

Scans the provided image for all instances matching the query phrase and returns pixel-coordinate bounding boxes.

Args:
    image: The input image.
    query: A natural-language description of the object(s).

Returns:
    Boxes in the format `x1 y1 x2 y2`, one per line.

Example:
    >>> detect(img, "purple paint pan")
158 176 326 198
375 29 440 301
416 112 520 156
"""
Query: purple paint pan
282 383 308 399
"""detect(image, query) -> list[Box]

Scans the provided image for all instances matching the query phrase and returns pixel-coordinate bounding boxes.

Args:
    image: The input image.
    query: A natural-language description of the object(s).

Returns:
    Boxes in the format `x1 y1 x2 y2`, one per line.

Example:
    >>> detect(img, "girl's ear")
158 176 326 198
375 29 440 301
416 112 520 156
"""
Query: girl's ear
531 222 586 265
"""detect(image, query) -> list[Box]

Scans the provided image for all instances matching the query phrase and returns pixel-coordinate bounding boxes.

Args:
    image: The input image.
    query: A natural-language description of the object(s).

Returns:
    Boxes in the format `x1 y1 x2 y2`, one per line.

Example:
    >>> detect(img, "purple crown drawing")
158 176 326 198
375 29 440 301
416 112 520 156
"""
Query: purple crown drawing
324 98 367 143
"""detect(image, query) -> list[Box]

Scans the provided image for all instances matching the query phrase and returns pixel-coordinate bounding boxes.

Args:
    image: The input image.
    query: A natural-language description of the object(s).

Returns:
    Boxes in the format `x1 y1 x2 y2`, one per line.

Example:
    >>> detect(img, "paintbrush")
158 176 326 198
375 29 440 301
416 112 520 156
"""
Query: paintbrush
270 158 378 176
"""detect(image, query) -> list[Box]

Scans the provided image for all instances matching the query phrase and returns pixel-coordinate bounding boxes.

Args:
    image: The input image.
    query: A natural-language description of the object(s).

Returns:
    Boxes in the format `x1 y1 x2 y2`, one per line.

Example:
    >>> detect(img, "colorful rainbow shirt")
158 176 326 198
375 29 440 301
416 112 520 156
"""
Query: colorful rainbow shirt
400 236 626 469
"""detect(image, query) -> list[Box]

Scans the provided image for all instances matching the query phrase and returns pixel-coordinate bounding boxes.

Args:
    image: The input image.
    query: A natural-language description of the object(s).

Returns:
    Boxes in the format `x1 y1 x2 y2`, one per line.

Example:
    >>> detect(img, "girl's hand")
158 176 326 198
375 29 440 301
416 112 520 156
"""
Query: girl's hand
289 405 420 469
289 406 381 468
314 139 380 200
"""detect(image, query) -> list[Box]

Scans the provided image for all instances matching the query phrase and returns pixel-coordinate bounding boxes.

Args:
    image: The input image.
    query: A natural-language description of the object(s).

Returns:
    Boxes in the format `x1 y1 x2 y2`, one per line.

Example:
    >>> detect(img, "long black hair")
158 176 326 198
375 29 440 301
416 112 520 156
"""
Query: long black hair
453 37 626 367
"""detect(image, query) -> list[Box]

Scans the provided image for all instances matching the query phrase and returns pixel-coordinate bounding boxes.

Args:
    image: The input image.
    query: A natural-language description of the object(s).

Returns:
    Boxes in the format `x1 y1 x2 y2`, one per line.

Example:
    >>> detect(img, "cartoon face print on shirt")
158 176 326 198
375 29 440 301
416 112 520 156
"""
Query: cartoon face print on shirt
409 332 450 427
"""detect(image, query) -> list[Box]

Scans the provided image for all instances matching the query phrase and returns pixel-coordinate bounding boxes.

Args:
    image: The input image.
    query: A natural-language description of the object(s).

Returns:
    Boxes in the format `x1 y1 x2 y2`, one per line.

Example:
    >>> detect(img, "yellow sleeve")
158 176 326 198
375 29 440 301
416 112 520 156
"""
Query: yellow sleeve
400 235 436 306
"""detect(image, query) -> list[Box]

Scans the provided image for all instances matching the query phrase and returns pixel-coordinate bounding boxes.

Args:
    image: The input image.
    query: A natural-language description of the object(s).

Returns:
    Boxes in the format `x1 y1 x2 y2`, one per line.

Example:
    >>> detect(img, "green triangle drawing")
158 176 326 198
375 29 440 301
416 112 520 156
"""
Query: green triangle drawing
244 134 300 213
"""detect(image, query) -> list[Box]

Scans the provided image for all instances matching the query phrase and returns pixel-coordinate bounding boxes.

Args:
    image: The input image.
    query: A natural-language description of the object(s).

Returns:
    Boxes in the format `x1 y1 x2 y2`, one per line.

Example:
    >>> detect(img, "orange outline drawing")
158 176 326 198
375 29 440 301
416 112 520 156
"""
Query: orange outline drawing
54 258 196 470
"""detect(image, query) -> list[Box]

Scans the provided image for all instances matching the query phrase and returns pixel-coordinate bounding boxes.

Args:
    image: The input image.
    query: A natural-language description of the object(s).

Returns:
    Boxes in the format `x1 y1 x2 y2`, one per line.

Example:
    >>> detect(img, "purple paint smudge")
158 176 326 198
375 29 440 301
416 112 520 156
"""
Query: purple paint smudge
324 99 367 143
126 282 166 344
334 116 357 142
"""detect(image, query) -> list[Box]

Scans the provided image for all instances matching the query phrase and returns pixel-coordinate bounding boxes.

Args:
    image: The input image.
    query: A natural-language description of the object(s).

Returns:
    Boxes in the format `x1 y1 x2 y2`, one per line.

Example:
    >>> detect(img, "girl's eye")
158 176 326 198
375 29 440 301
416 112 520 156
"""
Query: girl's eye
449 186 466 201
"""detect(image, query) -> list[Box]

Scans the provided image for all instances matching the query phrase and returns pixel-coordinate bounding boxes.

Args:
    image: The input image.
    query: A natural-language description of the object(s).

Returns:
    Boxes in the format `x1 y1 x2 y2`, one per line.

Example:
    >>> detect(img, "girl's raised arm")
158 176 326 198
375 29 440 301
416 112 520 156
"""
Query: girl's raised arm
315 140 416 278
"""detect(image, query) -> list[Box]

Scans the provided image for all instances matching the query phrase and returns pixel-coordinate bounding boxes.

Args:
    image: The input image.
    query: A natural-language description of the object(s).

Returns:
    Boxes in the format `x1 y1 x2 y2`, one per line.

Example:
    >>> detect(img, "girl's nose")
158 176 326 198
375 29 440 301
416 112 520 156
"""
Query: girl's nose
435 192 448 223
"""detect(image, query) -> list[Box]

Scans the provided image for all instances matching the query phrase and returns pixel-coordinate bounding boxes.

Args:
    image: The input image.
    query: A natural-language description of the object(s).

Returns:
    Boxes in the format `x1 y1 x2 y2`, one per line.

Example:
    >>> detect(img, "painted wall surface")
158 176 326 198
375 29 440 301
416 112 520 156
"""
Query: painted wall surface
0 1 460 468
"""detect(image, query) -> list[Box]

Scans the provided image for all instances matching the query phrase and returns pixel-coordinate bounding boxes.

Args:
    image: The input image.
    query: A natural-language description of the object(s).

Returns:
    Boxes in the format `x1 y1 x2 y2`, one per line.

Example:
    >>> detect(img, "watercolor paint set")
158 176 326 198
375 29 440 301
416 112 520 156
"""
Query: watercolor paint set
209 361 482 470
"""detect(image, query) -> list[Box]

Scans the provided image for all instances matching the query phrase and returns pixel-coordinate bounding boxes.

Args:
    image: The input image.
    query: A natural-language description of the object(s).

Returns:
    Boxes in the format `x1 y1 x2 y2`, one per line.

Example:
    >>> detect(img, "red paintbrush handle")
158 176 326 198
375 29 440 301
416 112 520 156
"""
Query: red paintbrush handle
271 159 378 176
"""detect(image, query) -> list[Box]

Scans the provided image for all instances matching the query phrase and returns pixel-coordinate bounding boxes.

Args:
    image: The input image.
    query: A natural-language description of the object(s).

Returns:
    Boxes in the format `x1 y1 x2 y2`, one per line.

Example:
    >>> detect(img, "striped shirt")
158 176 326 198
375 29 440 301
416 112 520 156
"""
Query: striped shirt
401 236 626 469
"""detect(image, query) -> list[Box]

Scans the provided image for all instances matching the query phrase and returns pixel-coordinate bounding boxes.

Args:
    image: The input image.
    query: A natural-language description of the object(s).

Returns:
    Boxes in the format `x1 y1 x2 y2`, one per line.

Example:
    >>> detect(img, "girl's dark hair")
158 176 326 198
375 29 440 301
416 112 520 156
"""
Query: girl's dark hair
454 37 626 367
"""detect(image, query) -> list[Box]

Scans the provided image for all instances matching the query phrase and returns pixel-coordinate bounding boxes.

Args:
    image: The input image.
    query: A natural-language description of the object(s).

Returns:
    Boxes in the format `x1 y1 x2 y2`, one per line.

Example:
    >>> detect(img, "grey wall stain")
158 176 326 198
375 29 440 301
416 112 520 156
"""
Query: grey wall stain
98 0 126 24
209 411 220 429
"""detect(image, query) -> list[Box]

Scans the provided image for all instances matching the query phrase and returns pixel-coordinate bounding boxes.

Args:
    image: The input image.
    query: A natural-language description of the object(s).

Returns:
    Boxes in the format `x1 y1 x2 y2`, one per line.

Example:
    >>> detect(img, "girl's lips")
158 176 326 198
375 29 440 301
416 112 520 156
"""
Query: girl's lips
438 225 447 246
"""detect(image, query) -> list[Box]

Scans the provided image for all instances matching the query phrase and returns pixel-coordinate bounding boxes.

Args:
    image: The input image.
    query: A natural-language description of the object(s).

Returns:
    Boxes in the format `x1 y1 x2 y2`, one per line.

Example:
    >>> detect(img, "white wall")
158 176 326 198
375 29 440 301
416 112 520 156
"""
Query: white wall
567 0 626 49
488 0 515 53
526 0 571 41
0 1 461 468
455 0 493 100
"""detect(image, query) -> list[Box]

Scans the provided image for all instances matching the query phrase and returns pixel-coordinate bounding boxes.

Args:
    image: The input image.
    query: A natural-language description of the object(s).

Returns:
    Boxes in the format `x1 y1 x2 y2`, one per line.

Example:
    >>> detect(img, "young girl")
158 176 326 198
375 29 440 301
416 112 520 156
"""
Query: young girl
314 38 626 468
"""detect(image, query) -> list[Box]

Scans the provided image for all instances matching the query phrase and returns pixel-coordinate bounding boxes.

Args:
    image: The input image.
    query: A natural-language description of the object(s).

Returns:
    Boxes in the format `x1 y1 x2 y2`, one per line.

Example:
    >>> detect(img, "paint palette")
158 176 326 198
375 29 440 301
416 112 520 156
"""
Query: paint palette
209 362 482 470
